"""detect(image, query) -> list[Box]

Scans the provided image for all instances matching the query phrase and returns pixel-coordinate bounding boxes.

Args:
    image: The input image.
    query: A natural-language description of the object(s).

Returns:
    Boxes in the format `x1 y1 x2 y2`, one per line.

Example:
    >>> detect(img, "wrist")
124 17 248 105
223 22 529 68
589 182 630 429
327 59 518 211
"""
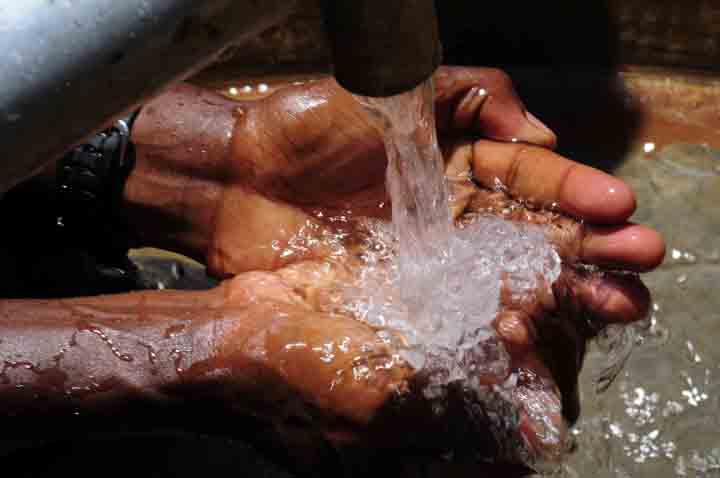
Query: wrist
122 83 239 261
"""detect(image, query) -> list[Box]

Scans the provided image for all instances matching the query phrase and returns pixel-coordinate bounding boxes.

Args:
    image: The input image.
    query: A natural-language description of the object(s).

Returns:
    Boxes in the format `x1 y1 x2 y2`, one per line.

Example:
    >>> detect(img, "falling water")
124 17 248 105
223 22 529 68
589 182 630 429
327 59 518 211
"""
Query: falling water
359 80 453 322
348 78 564 464
353 79 561 392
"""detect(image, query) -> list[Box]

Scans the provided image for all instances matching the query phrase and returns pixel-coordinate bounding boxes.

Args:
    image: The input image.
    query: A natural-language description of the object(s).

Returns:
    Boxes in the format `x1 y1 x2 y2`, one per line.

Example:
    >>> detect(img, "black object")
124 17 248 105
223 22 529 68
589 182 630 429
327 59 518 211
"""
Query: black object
52 112 142 295
2 431 297 478
56 112 138 233
0 114 145 298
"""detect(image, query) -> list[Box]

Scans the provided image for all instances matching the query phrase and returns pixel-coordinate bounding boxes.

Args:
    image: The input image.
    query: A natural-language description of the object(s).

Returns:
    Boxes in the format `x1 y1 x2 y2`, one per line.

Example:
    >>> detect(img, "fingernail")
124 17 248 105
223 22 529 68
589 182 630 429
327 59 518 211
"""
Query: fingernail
453 87 490 131
511 110 557 148
525 111 555 139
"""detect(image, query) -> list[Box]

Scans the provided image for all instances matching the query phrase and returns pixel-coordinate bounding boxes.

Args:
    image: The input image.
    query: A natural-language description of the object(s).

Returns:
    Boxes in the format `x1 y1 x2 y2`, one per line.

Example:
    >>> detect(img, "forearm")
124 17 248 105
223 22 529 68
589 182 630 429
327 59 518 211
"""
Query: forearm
0 288 222 416
0 279 375 422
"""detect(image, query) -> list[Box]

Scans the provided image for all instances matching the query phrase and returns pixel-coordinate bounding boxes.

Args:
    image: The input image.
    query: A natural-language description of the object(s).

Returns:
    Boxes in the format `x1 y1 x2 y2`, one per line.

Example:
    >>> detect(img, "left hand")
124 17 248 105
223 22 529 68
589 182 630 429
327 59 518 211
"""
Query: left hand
127 67 663 282
182 189 651 469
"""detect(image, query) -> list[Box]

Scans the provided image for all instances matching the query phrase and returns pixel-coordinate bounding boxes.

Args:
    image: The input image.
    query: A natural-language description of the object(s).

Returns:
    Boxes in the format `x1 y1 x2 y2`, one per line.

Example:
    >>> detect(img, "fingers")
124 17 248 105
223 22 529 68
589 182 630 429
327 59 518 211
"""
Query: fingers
444 139 665 270
434 66 557 148
505 266 649 338
543 218 664 273
468 139 637 224
510 351 567 463
554 268 651 327
543 217 665 273
492 257 649 437
463 186 665 273
581 223 666 272
499 270 648 434
497 265 650 353
495 310 536 354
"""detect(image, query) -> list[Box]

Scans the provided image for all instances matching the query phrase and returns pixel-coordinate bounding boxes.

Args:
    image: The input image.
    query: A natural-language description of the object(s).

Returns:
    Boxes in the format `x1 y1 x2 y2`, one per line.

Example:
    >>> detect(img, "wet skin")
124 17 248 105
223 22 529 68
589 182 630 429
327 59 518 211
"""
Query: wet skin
1 67 665 475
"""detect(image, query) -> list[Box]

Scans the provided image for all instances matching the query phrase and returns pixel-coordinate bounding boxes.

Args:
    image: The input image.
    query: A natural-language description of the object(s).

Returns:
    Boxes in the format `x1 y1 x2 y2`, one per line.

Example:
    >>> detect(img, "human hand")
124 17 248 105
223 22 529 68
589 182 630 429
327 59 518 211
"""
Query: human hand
124 66 662 278
204 66 564 275
194 184 653 471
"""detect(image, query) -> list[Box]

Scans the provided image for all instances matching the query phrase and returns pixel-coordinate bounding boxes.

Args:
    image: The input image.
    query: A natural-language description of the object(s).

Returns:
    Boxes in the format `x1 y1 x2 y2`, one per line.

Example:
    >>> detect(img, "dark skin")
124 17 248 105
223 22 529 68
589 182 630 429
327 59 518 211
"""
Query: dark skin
0 66 664 476
125 67 663 277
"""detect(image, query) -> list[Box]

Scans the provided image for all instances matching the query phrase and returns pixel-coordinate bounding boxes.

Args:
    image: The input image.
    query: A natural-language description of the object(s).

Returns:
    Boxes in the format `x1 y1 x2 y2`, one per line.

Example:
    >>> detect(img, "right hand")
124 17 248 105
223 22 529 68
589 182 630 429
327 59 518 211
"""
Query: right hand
197 185 650 470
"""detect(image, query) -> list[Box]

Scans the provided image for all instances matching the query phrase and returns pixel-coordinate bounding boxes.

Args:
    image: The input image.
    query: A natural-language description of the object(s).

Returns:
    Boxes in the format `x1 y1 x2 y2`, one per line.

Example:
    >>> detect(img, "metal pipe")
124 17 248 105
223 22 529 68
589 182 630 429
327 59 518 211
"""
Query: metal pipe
0 0 296 194
319 0 442 97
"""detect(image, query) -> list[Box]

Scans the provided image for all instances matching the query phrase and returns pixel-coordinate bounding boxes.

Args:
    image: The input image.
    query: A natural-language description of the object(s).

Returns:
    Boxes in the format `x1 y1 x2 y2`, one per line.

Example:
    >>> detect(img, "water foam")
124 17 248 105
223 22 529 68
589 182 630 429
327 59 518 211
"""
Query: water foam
343 216 561 400
351 80 562 401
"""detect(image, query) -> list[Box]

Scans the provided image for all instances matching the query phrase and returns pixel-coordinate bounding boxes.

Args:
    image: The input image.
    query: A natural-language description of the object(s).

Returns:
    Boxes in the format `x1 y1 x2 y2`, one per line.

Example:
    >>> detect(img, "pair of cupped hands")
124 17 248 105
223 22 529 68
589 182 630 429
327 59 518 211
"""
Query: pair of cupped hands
125 66 665 469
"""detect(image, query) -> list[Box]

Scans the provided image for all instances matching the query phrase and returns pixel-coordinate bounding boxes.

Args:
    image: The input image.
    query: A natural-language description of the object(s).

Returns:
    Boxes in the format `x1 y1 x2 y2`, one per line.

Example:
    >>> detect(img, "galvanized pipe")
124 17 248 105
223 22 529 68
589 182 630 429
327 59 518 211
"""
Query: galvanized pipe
0 0 296 194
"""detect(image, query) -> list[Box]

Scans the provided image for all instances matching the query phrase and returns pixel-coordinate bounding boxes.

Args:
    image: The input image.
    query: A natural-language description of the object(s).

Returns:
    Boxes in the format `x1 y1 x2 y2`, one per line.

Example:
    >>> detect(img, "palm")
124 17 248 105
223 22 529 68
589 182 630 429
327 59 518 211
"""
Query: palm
198 68 664 468
210 183 640 468
207 67 561 276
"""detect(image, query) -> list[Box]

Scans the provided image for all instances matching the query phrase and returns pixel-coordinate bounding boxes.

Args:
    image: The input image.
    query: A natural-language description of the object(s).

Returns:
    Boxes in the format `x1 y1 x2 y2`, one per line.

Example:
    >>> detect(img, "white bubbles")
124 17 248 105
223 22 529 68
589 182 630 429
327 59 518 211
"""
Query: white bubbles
352 80 561 403
341 79 565 463
343 215 561 400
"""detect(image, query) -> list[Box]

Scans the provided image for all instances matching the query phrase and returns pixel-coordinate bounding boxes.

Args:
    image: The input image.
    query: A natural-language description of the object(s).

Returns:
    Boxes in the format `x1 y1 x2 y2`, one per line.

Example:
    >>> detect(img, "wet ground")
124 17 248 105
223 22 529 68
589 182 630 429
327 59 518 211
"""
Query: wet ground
129 67 720 477
560 145 720 478
533 69 720 478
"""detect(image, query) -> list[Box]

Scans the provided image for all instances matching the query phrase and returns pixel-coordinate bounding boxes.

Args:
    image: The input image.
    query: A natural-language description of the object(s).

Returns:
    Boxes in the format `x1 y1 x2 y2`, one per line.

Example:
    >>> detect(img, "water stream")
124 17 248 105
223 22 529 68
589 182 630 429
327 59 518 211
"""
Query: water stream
350 79 564 464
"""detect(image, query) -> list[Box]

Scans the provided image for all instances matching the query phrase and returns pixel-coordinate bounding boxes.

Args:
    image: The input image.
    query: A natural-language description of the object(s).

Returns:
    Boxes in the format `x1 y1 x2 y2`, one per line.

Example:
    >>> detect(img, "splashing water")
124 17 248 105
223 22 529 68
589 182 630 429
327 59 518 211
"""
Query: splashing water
361 79 453 295
353 80 561 402
343 216 562 395
340 79 568 464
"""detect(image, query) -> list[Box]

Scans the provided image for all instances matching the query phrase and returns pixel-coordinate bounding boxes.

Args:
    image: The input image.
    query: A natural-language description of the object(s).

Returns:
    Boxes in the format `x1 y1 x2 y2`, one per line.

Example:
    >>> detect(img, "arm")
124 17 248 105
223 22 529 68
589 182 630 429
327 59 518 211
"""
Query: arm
0 274 406 430
0 287 220 416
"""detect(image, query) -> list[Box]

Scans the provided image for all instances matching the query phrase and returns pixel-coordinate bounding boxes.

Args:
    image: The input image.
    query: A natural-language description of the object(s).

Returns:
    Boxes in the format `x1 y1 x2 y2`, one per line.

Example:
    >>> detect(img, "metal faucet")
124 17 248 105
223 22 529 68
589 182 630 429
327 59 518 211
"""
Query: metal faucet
0 0 440 194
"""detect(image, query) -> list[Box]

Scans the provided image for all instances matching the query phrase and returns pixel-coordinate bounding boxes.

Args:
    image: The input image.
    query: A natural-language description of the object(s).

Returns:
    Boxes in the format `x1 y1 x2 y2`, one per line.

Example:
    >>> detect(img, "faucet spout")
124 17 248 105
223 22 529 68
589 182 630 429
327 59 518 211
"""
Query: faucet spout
319 0 442 97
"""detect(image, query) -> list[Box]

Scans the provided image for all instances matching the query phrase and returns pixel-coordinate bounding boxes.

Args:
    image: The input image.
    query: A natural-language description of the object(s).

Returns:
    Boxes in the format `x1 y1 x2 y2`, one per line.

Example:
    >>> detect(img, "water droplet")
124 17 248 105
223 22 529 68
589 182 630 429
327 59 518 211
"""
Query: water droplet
77 322 134 362
171 349 185 375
